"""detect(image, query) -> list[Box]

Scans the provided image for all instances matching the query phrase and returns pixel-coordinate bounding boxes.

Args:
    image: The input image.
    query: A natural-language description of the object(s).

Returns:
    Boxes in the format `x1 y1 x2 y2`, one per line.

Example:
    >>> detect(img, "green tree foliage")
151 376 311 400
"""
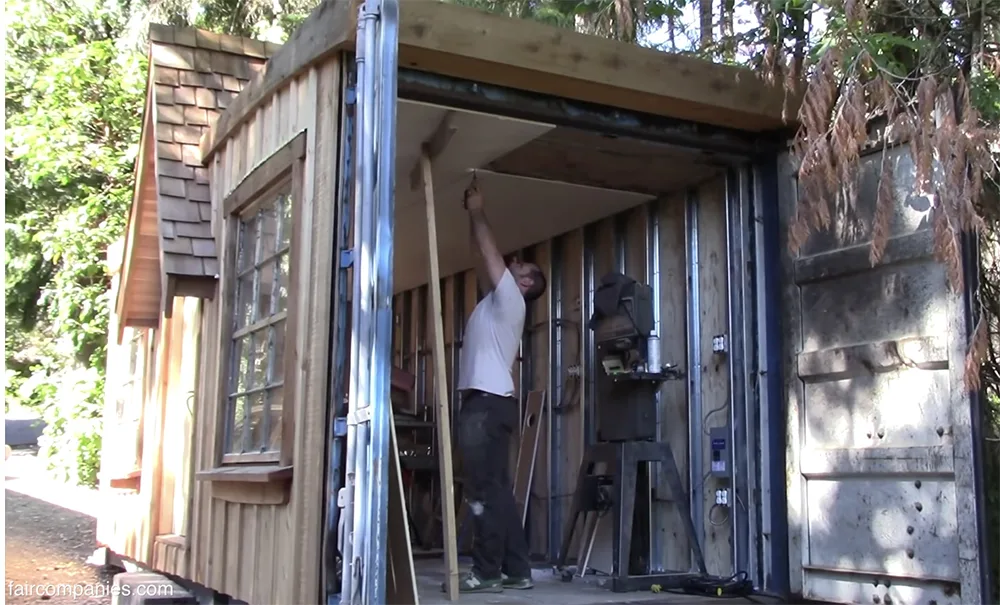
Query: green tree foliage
5 0 147 484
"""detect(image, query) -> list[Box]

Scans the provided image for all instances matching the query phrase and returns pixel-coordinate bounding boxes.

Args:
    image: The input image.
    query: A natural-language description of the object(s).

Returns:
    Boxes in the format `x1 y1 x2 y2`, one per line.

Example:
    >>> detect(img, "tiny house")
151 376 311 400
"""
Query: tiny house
98 1 993 604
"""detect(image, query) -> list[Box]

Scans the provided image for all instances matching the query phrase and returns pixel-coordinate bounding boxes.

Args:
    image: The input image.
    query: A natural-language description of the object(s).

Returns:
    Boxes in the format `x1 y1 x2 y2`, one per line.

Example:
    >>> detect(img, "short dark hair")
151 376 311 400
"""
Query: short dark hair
523 266 547 303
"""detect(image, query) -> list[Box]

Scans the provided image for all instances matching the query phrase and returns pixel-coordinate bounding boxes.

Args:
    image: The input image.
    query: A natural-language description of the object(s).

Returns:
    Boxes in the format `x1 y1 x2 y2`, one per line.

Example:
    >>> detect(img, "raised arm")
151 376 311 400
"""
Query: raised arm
464 180 506 293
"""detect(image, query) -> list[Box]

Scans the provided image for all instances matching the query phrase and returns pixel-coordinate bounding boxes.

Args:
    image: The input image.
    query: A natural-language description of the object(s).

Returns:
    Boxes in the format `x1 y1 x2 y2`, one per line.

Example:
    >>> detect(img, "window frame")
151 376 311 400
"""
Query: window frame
214 131 306 470
107 329 148 489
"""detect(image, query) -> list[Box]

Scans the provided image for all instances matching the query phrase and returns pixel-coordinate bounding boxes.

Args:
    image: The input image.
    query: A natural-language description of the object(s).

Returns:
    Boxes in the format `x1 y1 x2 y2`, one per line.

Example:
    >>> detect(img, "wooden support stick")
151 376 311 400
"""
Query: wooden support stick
387 407 419 604
420 149 460 601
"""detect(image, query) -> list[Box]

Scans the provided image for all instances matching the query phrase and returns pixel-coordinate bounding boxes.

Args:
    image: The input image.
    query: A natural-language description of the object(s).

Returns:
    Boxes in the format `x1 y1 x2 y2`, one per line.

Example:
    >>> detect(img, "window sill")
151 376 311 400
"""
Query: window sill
105 469 142 491
196 464 293 505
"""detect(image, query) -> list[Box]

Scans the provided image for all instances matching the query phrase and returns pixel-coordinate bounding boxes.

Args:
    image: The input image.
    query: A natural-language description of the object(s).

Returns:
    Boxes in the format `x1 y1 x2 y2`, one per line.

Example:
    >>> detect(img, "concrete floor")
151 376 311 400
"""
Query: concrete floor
415 559 783 605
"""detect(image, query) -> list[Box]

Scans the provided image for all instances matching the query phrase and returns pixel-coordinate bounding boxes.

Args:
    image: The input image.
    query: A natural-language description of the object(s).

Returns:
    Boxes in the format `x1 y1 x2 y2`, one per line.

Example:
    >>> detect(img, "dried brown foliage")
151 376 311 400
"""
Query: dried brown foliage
776 42 998 388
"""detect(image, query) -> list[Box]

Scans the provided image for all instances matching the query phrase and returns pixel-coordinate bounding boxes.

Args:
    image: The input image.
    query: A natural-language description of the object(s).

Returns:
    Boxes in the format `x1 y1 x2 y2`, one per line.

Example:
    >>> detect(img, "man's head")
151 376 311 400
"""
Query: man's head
508 259 547 303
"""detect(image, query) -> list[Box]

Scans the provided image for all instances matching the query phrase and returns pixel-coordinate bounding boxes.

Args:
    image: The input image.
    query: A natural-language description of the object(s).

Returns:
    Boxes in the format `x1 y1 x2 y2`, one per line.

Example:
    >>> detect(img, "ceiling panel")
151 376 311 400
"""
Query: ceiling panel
394 169 654 293
394 100 555 212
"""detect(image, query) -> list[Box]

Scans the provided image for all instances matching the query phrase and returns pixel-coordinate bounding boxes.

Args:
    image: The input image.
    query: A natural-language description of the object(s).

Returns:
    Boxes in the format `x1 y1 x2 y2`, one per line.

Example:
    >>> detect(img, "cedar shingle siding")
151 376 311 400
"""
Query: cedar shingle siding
147 25 278 280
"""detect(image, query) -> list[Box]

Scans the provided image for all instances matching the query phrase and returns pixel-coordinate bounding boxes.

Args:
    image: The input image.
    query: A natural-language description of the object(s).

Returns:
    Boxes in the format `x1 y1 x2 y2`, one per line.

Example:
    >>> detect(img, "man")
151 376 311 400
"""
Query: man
453 178 546 593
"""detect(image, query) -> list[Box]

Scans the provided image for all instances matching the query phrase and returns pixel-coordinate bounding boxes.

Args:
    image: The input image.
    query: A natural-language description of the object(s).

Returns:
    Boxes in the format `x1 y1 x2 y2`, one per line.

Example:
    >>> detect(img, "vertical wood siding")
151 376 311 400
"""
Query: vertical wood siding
191 56 341 605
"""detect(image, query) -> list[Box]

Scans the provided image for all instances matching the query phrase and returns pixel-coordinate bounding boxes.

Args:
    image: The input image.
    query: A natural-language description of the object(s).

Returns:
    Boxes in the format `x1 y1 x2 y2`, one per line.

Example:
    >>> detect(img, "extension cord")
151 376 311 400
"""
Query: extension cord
680 573 755 598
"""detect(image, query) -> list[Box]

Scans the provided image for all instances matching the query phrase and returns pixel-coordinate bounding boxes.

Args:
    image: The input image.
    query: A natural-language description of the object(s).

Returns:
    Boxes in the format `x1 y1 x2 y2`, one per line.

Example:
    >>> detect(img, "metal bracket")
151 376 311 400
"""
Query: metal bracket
334 417 348 437
348 407 372 426
340 249 354 269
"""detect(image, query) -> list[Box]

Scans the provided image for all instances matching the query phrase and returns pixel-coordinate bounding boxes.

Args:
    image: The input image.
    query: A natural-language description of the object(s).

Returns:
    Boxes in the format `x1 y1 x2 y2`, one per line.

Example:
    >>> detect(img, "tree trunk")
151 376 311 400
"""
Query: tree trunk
699 0 713 51
720 0 734 57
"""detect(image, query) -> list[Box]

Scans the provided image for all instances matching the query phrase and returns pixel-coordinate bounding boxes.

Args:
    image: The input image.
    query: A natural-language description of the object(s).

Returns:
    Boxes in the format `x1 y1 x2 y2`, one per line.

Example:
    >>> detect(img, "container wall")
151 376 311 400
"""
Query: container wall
390 173 738 576
190 55 342 605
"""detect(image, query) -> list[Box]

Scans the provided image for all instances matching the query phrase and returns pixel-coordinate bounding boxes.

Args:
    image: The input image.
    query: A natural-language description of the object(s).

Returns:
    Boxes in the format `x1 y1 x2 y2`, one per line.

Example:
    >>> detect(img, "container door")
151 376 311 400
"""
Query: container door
337 1 400 604
777 146 985 604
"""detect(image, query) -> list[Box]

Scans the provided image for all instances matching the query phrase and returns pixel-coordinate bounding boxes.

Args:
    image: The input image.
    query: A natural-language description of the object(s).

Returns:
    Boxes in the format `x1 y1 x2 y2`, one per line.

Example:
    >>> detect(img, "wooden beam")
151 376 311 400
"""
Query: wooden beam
420 149 460 601
202 1 795 161
409 111 457 191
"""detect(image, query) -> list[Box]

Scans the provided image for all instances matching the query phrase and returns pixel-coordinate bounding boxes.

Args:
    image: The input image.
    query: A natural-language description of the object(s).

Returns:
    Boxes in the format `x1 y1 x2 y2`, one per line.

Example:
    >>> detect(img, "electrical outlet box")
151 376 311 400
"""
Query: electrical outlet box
712 334 727 354
709 426 731 479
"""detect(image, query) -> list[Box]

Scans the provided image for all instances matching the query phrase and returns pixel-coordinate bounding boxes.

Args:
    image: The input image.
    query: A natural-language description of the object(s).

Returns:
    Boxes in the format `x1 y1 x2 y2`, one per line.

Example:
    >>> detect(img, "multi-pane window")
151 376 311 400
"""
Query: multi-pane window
112 330 145 473
223 184 293 461
116 332 142 421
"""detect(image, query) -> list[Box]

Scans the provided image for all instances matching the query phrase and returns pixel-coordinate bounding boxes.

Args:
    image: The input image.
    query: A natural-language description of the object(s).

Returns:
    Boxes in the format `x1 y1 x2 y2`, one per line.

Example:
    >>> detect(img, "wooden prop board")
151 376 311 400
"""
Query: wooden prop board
387 408 419 605
420 148 460 600
512 391 545 527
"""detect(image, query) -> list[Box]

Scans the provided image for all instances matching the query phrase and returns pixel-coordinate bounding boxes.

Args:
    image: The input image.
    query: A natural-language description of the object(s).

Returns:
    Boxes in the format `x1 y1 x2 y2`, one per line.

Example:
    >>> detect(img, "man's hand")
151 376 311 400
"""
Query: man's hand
464 179 484 212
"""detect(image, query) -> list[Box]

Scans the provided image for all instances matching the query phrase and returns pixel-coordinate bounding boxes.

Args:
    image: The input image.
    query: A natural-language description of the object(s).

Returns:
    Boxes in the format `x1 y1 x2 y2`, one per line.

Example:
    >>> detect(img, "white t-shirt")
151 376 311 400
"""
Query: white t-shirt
457 269 525 397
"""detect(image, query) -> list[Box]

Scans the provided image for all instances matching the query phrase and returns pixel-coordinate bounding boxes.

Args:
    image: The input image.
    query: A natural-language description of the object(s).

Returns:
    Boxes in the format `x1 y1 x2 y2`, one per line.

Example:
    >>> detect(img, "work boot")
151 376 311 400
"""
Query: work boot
501 573 534 589
441 570 503 593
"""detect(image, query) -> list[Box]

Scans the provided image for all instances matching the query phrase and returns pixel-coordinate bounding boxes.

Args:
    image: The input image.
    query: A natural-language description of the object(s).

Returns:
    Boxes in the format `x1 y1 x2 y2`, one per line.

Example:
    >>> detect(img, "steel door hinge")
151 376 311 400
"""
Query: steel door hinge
348 407 372 426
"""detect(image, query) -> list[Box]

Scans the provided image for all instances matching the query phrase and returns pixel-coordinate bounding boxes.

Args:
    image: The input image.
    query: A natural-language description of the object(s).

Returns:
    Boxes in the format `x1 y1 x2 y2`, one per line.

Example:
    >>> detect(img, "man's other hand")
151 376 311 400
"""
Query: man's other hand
464 180 484 211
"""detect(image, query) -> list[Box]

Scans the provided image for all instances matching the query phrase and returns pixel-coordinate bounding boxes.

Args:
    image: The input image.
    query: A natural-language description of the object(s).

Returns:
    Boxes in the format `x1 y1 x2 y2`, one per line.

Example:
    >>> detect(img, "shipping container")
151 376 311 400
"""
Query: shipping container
97 1 992 604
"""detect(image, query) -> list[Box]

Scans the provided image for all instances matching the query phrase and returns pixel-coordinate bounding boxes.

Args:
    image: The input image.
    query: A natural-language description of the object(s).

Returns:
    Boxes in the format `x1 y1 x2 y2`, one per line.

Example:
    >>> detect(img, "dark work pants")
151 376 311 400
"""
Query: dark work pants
457 390 531 580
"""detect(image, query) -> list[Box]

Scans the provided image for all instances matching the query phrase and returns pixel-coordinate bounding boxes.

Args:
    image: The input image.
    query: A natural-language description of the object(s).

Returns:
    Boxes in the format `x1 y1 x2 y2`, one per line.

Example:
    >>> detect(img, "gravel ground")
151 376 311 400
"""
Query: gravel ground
5 448 115 605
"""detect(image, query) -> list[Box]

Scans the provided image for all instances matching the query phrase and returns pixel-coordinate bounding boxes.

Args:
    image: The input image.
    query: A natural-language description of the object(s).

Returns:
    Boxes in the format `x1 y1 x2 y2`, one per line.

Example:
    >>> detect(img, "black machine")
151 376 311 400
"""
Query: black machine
557 272 708 592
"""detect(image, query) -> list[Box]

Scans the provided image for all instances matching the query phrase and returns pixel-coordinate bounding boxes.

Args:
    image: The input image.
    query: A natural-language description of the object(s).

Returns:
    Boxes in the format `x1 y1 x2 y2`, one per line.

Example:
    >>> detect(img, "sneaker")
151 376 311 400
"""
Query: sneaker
501 573 534 589
440 570 503 593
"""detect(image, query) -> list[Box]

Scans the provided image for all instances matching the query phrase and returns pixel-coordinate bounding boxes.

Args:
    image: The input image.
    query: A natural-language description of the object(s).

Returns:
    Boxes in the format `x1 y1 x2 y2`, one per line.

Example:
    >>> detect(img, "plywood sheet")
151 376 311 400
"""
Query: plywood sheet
395 101 554 211
395 170 653 293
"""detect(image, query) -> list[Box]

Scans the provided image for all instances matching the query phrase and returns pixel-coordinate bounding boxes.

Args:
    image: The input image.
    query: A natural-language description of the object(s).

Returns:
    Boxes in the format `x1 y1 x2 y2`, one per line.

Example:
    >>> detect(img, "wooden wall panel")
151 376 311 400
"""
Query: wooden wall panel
388 196 712 569
696 178 732 576
526 241 552 555
388 173 733 571
555 228 584 559
655 192 691 571
190 56 338 605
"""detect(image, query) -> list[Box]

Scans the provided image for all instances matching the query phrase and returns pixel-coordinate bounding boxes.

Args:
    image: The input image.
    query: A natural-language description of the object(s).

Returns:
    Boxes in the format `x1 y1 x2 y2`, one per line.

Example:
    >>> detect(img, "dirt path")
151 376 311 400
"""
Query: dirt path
5 449 114 605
